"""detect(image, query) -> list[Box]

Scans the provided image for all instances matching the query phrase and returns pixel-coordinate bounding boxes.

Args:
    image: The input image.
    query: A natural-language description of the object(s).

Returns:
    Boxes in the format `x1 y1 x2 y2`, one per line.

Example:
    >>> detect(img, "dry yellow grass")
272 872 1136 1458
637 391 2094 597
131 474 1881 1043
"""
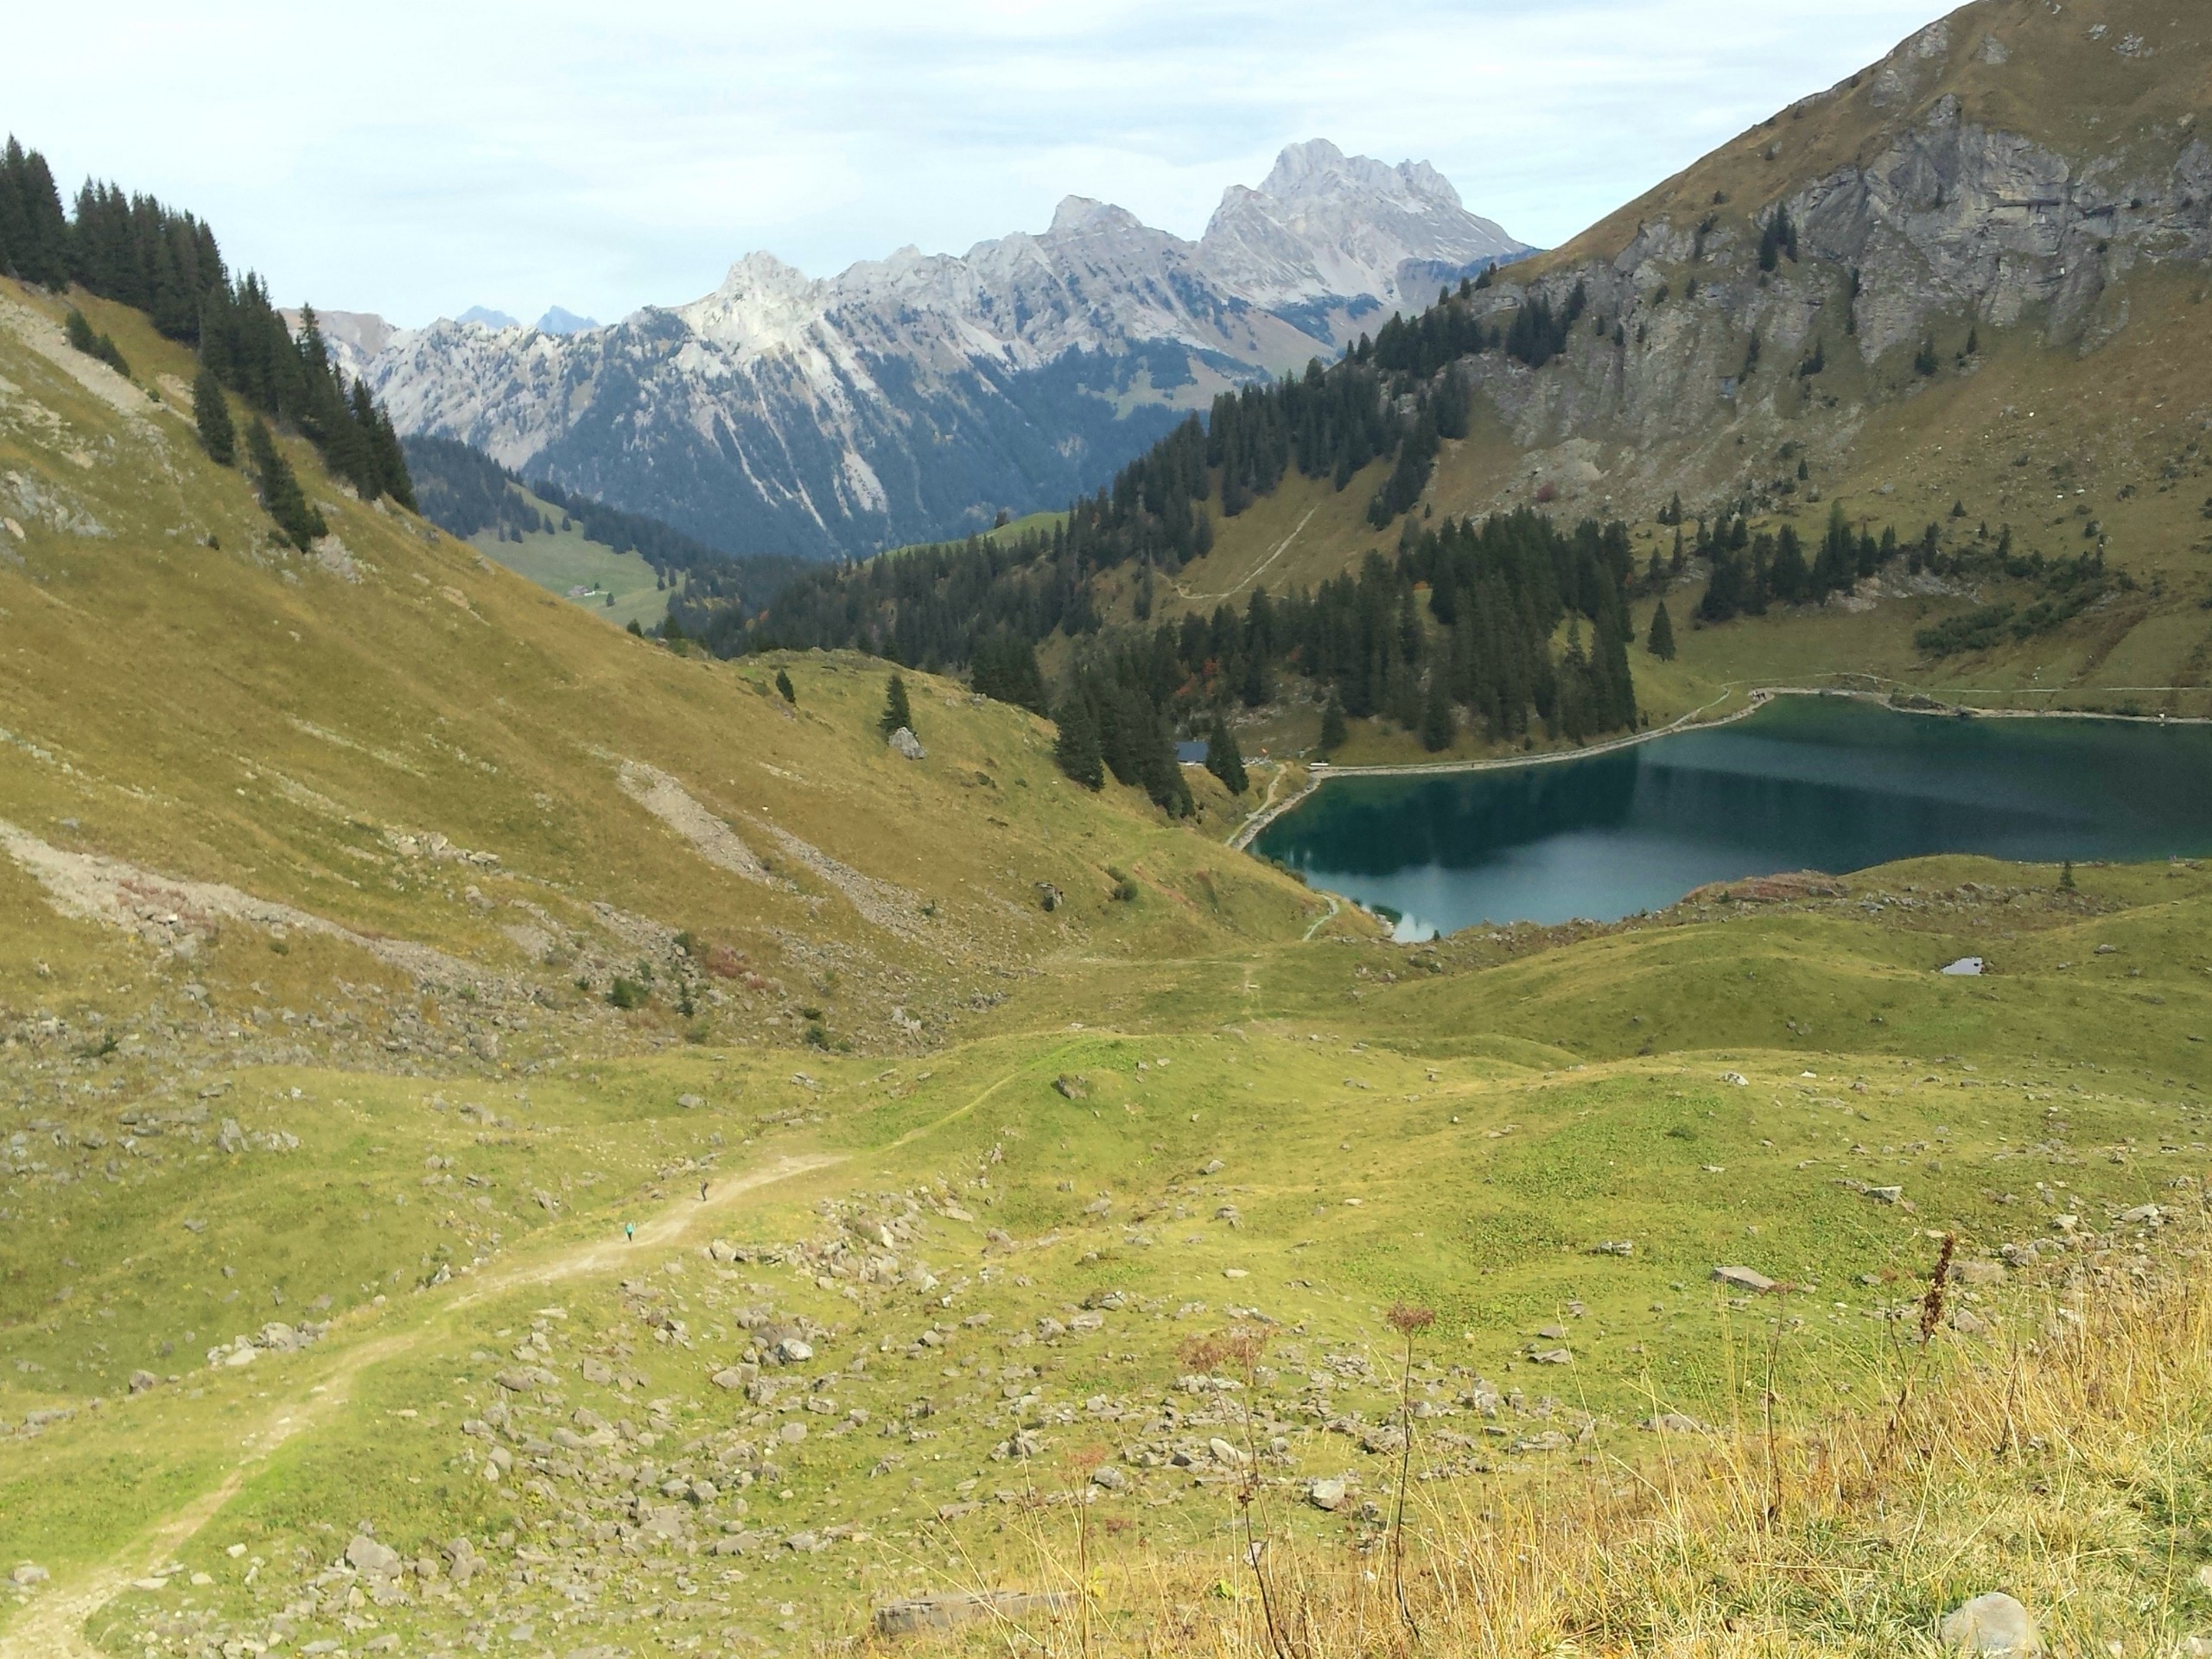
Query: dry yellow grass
902 1202 2212 1656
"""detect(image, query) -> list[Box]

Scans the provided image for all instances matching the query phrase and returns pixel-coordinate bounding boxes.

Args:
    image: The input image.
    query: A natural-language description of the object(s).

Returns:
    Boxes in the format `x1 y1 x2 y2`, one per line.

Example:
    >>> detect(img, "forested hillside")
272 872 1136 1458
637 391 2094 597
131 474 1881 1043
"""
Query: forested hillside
1 135 413 530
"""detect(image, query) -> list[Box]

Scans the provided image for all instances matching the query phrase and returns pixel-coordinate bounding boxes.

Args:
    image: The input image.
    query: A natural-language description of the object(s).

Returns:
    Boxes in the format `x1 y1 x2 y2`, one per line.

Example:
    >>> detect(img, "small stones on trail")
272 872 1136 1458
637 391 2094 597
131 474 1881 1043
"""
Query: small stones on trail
1938 1592 2039 1653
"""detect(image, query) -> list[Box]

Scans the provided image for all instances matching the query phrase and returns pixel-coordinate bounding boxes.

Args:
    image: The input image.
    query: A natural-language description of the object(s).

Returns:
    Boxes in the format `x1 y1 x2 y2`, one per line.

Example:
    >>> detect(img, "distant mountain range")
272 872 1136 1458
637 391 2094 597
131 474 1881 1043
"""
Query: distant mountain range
321 141 1528 561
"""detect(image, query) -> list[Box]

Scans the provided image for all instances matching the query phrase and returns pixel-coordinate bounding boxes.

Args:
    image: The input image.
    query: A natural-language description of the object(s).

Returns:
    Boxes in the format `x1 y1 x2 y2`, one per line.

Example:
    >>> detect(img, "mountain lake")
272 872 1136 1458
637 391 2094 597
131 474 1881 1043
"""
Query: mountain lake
1253 696 2212 938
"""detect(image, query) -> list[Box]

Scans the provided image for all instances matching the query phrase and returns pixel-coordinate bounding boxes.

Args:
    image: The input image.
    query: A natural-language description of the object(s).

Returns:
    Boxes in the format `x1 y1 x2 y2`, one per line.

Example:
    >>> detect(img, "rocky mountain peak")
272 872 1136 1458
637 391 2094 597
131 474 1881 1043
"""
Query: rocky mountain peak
1046 195 1156 240
1254 138 1465 213
353 142 1526 559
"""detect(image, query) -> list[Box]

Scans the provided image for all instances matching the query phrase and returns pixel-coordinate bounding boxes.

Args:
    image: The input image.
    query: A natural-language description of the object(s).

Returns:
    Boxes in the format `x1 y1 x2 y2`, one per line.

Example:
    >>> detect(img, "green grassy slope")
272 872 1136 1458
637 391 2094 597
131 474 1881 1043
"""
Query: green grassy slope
4 855 2206 1656
473 496 670 631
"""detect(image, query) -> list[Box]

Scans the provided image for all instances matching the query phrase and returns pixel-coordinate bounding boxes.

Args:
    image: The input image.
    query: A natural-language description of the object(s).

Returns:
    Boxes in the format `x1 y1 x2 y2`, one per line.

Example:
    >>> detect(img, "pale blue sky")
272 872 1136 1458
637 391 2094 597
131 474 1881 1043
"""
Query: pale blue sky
10 0 1951 326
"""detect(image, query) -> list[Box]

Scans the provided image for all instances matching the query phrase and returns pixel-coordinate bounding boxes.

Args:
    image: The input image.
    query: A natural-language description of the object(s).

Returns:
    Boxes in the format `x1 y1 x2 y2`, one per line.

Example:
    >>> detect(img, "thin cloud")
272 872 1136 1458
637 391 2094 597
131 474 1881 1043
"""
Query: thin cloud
9 0 1948 325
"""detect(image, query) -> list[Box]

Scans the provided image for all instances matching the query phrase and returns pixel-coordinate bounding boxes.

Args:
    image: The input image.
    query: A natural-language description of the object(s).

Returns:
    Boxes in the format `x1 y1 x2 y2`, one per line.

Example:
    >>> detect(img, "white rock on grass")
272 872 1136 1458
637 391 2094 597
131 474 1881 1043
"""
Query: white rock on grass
1937 1592 2038 1654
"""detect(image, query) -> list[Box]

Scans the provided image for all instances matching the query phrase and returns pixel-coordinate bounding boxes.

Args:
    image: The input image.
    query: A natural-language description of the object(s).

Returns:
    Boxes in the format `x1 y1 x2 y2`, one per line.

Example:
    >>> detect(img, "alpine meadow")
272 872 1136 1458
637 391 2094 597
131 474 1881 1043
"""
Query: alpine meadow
3 3 2212 1657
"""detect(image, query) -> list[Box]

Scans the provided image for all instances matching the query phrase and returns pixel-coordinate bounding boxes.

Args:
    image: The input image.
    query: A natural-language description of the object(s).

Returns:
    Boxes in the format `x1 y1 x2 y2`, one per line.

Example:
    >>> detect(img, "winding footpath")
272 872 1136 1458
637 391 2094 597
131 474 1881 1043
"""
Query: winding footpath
0 1153 844 1659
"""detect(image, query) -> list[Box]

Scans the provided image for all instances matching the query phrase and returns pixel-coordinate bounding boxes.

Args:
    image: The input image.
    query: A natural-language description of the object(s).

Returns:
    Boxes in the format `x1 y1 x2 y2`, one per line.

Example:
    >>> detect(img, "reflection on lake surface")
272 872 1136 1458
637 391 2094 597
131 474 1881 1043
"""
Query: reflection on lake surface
1254 697 2212 938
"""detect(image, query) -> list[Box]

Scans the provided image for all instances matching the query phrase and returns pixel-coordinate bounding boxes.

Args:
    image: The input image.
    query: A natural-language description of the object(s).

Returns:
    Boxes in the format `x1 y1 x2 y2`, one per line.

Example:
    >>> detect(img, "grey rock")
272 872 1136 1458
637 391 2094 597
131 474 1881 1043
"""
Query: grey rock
874 1590 1071 1638
1711 1265 1778 1294
773 1336 813 1363
1306 1478 1348 1511
887 727 926 760
10 1563 48 1587
442 1538 481 1585
1089 1465 1128 1491
1937 1592 2038 1654
344 1535 401 1579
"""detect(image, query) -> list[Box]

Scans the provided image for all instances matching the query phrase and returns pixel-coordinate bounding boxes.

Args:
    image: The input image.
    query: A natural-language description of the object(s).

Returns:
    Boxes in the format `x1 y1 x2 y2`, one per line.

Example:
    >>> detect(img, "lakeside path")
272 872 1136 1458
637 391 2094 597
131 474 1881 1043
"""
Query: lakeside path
1227 683 2212 855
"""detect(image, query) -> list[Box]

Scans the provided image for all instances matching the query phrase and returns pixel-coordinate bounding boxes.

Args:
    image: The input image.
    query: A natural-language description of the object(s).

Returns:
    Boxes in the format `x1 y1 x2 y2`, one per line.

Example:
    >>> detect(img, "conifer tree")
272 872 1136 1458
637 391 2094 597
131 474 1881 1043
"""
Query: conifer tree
192 364 234 464
880 671 912 739
1420 663 1455 753
1205 715 1248 795
1647 599 1677 660
245 416 327 550
1052 694 1103 791
775 668 796 703
1319 689 1348 755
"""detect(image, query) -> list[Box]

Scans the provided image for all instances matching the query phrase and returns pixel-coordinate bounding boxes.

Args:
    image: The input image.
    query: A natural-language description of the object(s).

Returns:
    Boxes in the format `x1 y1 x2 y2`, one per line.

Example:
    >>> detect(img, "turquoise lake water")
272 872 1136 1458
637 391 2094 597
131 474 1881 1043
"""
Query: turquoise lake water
1253 697 2212 938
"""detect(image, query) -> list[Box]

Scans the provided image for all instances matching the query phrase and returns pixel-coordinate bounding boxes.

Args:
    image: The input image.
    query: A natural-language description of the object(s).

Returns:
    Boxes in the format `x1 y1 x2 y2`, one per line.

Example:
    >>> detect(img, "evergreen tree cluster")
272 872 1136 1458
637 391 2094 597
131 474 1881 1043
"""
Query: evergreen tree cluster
969 633 1050 715
404 435 568 541
0 138 69 286
1695 505 1926 623
1033 508 1640 797
0 134 414 514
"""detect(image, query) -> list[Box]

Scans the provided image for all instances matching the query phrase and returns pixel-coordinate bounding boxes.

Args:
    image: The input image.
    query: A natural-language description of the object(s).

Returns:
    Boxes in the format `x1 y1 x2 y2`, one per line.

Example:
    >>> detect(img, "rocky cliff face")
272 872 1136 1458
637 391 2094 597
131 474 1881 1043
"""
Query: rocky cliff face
351 141 1528 561
1427 3 2212 523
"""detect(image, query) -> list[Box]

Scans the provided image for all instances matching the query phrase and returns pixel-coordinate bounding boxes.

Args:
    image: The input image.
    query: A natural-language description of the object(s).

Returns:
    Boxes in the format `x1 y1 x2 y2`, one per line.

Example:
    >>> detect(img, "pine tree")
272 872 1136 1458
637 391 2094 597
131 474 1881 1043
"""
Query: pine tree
2058 859 2075 892
1205 716 1248 794
775 668 796 703
1052 694 1103 790
245 416 327 550
192 364 234 464
880 671 912 739
1647 600 1677 660
1419 664 1454 753
1319 689 1348 755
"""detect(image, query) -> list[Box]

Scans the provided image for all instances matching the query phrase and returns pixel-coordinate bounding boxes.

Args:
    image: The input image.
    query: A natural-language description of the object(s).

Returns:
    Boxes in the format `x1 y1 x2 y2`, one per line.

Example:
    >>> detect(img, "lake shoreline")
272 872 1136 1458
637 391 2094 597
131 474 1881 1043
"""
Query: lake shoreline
1230 685 2212 853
